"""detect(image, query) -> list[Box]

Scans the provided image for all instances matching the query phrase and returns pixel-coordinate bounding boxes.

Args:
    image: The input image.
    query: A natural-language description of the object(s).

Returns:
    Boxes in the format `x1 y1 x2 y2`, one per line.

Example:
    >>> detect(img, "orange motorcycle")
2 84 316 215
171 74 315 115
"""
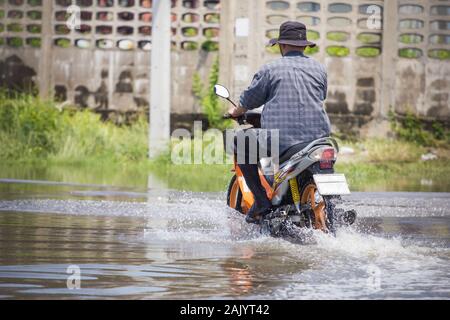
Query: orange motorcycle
215 84 357 239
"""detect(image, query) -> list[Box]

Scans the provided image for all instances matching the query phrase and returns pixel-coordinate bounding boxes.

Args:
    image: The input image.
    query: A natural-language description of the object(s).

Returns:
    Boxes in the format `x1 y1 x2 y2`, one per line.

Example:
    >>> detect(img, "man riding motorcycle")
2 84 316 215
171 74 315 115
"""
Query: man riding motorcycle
227 21 332 224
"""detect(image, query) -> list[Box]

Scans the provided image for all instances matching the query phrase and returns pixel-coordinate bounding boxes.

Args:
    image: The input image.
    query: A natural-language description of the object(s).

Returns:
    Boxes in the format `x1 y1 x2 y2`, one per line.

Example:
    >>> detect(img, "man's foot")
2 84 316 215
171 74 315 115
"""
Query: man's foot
245 206 272 224
245 213 260 224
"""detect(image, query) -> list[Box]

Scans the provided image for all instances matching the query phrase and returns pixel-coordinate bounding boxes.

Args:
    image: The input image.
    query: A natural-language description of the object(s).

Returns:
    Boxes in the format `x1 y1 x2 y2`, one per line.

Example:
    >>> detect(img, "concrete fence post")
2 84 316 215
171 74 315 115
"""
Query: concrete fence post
149 0 171 159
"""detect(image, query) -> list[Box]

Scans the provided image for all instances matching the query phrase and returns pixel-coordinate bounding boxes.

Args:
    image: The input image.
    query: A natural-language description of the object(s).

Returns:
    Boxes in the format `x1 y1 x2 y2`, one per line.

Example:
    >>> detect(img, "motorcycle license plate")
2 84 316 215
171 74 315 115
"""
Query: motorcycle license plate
313 174 351 195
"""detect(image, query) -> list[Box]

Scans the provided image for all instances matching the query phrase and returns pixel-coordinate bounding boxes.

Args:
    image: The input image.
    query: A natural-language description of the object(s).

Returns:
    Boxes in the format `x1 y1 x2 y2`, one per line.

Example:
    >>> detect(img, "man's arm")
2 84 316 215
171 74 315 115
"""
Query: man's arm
228 68 270 117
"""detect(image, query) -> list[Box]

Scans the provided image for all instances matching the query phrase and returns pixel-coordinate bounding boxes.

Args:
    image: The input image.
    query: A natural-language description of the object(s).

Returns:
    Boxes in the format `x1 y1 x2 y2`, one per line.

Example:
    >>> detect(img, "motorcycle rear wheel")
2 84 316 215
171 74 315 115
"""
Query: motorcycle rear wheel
300 178 336 234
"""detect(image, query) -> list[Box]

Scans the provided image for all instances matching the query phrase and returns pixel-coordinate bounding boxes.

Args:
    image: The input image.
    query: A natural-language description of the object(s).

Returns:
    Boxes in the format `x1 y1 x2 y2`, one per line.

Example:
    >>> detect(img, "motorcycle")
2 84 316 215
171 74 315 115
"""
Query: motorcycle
214 84 357 242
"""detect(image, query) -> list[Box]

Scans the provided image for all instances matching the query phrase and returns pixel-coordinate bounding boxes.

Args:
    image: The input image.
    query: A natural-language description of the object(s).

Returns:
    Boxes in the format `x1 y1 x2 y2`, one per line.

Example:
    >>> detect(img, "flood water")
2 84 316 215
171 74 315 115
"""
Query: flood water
0 170 449 299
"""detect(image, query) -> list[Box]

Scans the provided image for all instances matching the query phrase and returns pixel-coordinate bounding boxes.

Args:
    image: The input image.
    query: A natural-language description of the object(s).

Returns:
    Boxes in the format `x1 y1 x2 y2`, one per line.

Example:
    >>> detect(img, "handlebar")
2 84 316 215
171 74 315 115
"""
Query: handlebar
223 113 245 125
223 112 261 128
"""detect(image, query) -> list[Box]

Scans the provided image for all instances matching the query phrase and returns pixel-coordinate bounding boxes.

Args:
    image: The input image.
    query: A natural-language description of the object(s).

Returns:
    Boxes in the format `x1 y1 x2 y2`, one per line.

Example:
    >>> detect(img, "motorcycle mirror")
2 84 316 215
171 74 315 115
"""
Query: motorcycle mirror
214 85 230 99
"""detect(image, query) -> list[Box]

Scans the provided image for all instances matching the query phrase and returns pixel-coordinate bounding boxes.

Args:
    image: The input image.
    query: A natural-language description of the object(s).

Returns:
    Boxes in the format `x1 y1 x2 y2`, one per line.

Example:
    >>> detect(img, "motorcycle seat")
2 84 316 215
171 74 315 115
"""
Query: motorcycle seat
279 141 310 164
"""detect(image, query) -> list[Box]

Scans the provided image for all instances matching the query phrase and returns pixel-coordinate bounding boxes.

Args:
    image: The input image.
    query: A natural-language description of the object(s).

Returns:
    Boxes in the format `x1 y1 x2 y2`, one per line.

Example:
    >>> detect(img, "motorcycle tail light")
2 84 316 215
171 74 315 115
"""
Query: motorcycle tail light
321 148 335 161
310 147 336 169
320 160 333 169
320 147 335 169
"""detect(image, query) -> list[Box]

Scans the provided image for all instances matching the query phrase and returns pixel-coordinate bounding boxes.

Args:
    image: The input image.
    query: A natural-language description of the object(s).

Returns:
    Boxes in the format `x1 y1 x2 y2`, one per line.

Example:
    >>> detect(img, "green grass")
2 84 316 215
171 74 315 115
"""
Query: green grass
336 161 450 192
7 37 23 48
399 48 422 59
27 38 41 48
327 32 349 42
0 92 232 191
326 46 350 57
27 24 41 34
356 47 381 58
183 42 198 51
428 49 450 60
1 92 449 192
204 13 220 24
305 46 319 55
307 30 320 41
266 44 319 56
27 11 42 20
201 40 219 52
2 156 449 193
334 137 450 192
399 34 422 44
358 33 381 44
55 38 71 48
7 23 23 32
337 138 426 163
0 91 148 163
182 27 198 37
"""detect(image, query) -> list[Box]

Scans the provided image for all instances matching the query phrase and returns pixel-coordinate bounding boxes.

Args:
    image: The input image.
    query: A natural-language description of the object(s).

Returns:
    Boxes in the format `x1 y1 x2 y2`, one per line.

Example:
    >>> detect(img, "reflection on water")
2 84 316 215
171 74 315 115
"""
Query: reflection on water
0 192 449 299
1 162 450 193
0 165 449 299
0 162 230 193
0 210 306 299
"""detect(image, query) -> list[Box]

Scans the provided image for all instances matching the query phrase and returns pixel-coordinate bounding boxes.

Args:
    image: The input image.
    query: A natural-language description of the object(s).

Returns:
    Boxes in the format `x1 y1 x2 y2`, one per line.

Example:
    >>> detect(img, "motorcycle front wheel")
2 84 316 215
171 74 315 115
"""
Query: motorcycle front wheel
226 175 244 214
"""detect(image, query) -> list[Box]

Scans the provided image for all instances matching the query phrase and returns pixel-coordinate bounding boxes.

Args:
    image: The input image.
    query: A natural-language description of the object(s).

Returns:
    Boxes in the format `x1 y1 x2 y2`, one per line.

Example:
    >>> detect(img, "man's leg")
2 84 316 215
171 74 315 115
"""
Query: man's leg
235 129 272 223
238 163 272 223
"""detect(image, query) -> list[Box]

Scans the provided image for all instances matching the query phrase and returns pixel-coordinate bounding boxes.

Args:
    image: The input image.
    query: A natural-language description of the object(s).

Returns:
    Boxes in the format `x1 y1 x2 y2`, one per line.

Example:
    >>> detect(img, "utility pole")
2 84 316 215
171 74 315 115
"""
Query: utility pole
381 0 398 118
149 0 171 159
39 0 54 99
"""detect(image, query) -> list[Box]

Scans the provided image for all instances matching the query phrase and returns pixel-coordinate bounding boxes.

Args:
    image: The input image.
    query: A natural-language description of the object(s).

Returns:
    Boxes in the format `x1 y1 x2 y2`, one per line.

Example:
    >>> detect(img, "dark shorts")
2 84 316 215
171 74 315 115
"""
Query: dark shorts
226 128 280 165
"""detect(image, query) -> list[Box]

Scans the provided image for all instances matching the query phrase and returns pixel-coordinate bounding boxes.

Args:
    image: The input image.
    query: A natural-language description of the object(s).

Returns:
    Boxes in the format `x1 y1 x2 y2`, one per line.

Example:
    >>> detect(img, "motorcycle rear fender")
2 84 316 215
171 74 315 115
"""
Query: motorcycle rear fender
271 160 335 206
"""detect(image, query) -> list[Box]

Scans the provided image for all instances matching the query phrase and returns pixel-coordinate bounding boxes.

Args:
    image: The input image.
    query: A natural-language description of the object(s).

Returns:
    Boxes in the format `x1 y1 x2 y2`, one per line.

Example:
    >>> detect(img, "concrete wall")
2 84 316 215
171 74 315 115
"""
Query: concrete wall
219 0 450 136
0 0 449 135
0 0 219 123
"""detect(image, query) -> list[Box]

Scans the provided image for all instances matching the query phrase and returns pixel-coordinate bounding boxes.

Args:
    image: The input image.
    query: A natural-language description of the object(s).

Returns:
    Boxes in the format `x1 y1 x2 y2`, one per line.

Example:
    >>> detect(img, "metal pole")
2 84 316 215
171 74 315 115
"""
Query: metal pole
149 0 171 159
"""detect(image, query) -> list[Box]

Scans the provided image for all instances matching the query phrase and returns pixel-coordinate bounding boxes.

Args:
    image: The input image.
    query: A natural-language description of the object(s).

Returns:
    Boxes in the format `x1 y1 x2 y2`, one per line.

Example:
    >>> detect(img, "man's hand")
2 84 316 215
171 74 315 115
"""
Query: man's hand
228 105 246 118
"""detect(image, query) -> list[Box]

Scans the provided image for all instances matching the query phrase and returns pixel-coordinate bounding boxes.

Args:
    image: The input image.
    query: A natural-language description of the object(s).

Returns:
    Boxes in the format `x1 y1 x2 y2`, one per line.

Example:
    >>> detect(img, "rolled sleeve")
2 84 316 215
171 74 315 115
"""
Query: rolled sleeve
239 68 269 110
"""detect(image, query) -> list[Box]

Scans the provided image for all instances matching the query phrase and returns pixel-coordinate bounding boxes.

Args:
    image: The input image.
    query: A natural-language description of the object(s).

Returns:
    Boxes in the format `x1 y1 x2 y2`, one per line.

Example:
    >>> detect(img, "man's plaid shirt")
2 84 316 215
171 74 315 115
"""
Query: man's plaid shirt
239 51 331 153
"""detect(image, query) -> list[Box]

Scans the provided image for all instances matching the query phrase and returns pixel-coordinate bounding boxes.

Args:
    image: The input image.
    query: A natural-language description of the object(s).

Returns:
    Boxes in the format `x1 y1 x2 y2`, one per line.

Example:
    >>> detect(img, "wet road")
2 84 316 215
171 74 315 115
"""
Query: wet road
0 178 449 299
